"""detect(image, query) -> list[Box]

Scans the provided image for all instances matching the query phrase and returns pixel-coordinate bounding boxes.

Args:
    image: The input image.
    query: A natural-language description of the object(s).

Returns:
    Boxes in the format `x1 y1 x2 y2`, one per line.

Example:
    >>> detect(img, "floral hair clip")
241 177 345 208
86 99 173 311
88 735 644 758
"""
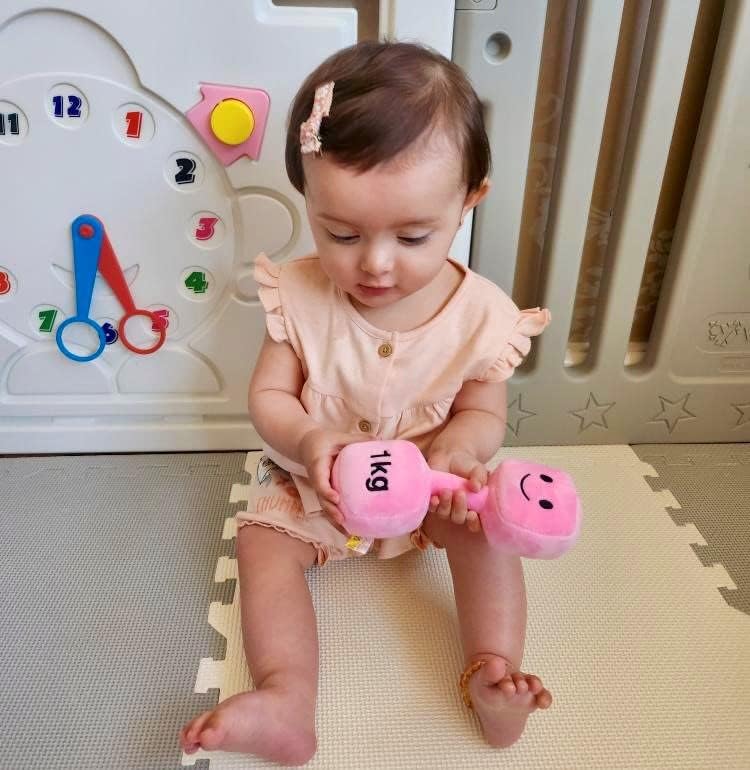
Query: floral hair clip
300 81 334 155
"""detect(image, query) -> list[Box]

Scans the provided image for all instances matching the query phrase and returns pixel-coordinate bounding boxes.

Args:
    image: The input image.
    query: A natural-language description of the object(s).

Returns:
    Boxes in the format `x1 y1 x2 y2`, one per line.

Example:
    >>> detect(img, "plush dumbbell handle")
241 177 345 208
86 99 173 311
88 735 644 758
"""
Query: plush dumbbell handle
429 470 490 512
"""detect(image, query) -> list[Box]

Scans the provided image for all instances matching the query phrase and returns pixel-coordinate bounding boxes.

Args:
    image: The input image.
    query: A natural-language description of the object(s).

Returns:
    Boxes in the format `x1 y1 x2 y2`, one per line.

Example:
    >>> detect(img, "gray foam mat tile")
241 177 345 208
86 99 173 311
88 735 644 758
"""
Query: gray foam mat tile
0 452 246 770
632 443 750 616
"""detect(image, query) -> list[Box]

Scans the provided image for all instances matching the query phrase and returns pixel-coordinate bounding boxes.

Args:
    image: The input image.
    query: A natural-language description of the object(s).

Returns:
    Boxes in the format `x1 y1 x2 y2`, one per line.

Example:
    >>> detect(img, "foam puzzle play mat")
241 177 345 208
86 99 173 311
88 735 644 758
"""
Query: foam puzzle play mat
3 444 749 769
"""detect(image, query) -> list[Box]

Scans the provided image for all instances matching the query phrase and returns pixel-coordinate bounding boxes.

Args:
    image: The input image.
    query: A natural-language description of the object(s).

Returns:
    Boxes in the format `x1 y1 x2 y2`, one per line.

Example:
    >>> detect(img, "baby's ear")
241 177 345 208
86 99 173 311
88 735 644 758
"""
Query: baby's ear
463 177 492 214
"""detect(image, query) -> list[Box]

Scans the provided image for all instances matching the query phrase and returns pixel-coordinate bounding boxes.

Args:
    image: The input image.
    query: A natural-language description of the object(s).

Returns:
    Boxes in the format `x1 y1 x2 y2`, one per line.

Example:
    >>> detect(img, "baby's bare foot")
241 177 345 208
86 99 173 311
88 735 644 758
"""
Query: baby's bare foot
180 687 316 766
468 656 552 748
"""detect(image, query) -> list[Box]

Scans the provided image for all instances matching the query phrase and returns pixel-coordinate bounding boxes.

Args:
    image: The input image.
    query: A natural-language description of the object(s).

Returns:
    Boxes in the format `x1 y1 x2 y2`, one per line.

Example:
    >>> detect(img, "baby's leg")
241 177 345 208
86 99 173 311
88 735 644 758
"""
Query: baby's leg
180 525 319 765
421 512 552 748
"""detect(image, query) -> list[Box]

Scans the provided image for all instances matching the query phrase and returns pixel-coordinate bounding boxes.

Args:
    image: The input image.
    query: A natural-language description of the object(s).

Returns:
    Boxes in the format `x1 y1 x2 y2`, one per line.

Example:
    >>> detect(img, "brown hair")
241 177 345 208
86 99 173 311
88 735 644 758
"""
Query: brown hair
285 40 491 195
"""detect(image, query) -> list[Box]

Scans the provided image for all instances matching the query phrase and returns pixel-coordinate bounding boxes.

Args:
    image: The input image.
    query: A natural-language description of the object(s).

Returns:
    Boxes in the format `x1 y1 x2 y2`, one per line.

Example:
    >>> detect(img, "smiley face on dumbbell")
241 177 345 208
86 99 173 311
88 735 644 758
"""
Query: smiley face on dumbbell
502 460 578 534
520 470 555 510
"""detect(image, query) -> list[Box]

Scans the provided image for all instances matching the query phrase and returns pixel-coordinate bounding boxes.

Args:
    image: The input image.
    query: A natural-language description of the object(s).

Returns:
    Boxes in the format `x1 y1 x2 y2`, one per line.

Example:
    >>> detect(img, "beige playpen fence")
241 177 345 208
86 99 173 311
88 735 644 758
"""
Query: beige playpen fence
453 0 749 445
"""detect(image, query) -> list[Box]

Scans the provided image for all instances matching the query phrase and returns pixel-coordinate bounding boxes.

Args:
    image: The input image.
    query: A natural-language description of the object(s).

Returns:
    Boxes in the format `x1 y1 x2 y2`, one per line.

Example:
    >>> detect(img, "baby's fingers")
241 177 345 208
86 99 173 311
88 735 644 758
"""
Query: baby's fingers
312 460 339 504
431 489 453 520
466 509 482 533
469 467 486 492
450 490 469 526
322 499 345 526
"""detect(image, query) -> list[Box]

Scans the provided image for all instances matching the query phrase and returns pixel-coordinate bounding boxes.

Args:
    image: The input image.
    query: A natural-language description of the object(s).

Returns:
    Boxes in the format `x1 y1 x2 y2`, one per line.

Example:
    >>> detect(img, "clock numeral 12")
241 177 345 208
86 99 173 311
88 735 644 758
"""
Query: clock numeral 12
151 309 169 333
38 309 58 333
185 271 209 294
52 95 82 118
0 113 20 135
124 111 143 138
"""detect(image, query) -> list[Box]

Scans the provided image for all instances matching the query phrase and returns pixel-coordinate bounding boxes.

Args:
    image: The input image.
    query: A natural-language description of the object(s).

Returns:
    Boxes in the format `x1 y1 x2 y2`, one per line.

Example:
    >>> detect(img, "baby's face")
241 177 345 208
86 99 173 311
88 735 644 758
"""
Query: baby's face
303 133 482 310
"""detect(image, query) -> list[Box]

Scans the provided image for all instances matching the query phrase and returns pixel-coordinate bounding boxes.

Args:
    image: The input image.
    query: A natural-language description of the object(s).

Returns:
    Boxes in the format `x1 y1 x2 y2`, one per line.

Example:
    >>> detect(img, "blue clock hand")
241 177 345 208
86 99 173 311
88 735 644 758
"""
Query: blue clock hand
56 215 107 363
70 215 103 319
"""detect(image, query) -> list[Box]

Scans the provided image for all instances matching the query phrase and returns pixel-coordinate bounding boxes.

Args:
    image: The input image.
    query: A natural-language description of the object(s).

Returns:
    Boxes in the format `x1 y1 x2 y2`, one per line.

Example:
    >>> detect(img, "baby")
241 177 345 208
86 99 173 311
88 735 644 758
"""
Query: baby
181 39 552 765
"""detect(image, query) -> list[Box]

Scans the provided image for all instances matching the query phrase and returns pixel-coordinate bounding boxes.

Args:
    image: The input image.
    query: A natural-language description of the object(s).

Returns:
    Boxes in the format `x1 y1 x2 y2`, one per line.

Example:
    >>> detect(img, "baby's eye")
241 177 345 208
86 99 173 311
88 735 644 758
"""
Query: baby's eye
327 230 359 244
398 234 430 246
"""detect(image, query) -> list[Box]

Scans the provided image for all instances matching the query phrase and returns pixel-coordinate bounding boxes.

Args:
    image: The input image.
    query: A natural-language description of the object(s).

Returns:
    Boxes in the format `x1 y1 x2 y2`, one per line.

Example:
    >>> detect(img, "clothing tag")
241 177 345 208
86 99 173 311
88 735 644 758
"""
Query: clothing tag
346 535 374 554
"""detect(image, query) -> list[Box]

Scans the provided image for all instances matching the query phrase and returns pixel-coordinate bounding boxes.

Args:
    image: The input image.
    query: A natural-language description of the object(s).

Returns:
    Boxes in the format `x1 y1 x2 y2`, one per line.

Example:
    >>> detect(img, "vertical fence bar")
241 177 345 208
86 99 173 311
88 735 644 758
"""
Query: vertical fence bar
529 0 625 382
587 0 700 378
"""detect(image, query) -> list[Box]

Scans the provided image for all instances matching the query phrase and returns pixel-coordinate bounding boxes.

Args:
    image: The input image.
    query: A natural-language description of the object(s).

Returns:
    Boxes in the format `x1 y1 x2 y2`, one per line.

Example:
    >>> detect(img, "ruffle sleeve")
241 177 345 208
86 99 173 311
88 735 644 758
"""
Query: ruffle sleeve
477 307 551 382
253 252 289 344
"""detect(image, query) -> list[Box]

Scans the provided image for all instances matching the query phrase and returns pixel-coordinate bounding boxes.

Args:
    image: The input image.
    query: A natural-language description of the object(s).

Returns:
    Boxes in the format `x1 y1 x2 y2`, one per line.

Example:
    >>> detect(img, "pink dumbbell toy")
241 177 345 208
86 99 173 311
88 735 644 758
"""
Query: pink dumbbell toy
331 439 582 559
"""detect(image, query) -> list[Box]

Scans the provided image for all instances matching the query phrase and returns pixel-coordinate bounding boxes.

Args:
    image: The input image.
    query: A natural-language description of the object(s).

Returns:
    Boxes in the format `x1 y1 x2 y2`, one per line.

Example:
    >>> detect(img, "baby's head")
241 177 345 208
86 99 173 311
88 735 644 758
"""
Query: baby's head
285 40 492 309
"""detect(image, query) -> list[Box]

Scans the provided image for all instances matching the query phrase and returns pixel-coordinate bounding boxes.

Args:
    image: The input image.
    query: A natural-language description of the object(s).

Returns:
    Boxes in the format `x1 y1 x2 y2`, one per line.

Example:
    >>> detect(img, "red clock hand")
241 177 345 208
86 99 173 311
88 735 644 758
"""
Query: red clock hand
94 219 166 355
97 231 137 314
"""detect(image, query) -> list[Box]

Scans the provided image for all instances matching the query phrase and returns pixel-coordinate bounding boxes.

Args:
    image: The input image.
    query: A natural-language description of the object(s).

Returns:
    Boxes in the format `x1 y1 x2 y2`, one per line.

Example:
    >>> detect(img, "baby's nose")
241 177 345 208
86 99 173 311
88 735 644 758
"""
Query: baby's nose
360 243 394 276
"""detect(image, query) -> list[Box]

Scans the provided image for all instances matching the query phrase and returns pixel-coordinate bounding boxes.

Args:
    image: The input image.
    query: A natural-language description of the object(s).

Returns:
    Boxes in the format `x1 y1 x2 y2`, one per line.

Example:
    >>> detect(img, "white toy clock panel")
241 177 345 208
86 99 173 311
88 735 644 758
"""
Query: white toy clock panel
0 1 356 452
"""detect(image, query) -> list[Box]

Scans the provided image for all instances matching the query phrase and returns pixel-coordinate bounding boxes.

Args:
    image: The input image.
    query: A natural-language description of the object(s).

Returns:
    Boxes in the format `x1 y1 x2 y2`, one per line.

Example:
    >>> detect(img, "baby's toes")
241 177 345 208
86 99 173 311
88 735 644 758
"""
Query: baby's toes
197 718 227 752
498 675 518 697
181 712 210 753
510 672 529 695
526 674 544 695
535 688 553 709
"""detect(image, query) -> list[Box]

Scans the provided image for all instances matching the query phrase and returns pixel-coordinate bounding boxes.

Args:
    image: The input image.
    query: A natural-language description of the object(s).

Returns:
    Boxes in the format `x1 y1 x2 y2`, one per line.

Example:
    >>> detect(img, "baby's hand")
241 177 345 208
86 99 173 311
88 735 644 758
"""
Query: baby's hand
426 448 488 533
299 427 369 527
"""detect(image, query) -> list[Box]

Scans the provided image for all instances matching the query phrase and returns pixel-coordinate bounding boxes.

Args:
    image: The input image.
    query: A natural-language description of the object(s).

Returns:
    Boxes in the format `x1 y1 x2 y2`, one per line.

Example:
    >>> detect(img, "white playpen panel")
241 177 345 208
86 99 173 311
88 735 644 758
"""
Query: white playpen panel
455 0 749 444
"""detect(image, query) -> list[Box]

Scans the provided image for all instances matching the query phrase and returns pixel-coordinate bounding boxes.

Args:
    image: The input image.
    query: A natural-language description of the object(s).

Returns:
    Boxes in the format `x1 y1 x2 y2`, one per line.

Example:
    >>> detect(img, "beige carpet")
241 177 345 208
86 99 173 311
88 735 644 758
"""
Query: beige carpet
183 445 750 769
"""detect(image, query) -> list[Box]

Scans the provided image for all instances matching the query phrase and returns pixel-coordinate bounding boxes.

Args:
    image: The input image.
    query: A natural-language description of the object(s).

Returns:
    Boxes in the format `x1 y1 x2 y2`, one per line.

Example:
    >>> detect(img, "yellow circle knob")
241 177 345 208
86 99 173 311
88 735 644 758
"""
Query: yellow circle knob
210 99 255 146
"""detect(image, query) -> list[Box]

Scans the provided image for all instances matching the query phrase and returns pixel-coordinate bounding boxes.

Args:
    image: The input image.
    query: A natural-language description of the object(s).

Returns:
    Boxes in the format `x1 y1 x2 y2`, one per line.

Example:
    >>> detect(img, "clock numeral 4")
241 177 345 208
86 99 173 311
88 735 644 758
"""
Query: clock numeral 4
151 309 170 333
0 113 20 135
38 309 58 333
52 95 82 118
184 271 209 294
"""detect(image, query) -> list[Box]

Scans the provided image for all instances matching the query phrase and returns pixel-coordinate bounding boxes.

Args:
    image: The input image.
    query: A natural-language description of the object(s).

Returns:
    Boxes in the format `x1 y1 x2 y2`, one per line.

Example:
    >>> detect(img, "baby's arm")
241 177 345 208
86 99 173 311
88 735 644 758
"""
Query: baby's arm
248 332 319 466
430 379 508 464
427 379 508 529
249 332 365 523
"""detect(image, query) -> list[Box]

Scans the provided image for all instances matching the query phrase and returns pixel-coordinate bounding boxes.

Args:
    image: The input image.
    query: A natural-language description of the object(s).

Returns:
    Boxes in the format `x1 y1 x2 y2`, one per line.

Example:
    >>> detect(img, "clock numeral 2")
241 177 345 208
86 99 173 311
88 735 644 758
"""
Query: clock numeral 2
38 309 58 333
185 271 209 294
0 113 20 135
52 95 82 118
125 111 142 138
195 217 218 241
0 271 12 294
175 158 196 185
151 309 169 333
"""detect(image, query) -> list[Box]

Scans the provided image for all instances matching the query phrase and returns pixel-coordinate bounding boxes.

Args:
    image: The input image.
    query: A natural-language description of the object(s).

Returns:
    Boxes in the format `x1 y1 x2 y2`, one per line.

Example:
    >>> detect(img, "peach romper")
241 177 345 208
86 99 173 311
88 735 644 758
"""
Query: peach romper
237 251 551 565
